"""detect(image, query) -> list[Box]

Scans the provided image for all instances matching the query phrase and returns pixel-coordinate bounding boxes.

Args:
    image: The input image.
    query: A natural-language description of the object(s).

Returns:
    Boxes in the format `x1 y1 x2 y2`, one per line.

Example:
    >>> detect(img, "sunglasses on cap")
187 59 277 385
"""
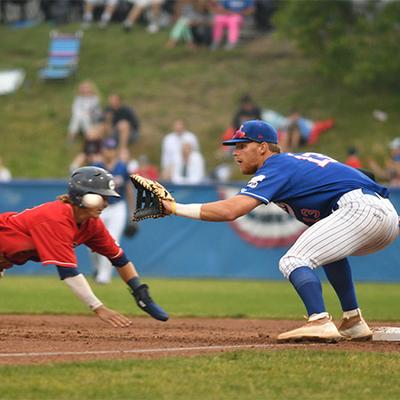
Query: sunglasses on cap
232 128 264 143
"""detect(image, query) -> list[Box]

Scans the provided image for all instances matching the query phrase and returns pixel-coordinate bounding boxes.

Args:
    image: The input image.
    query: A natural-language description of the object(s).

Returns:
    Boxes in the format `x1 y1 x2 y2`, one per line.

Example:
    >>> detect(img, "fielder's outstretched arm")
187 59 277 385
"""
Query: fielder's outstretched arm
163 195 261 222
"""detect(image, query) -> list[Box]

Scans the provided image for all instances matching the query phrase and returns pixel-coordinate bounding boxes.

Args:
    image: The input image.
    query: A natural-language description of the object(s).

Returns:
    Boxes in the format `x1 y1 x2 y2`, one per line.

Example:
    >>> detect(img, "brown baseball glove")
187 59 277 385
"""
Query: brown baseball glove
130 174 175 221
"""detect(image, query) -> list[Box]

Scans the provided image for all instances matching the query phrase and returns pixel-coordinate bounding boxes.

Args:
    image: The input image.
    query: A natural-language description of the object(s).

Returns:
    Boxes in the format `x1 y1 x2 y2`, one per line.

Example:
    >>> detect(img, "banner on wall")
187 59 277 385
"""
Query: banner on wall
219 185 306 247
1 180 399 282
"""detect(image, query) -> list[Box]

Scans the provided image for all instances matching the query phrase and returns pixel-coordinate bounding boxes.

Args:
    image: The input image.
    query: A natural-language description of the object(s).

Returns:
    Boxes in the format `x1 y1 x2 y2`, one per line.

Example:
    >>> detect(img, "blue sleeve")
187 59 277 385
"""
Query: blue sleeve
111 252 130 268
57 266 80 280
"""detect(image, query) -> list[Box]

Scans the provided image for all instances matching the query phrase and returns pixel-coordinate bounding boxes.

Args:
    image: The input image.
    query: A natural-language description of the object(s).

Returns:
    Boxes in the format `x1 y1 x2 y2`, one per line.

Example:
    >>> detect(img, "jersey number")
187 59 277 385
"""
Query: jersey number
290 152 337 168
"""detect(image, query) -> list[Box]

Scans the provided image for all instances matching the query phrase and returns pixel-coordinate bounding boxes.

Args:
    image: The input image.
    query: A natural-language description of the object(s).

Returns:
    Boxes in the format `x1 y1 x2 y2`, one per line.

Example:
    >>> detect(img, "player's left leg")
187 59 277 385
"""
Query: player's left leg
323 259 372 341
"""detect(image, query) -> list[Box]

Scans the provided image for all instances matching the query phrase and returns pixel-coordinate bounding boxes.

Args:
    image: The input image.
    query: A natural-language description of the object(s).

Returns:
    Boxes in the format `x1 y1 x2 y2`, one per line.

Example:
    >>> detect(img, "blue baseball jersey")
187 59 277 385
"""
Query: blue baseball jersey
93 161 130 205
239 152 389 226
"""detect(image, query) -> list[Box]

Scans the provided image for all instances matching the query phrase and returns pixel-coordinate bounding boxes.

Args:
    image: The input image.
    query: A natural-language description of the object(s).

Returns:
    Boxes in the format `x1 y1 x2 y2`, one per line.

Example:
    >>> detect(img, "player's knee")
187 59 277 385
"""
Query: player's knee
279 255 311 279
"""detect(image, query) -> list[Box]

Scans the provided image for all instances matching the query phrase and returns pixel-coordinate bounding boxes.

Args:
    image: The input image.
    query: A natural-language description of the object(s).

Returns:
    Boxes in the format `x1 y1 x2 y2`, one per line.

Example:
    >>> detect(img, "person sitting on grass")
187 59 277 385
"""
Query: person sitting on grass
281 109 335 152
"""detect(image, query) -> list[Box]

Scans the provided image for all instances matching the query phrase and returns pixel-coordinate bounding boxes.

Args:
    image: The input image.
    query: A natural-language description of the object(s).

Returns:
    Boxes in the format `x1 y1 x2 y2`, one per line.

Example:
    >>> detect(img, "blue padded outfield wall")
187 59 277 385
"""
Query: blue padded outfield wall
1 180 399 282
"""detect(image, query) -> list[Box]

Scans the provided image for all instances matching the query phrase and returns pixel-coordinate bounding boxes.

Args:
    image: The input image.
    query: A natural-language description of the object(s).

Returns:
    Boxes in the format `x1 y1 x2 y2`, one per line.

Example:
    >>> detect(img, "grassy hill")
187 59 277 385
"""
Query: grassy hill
1 23 399 178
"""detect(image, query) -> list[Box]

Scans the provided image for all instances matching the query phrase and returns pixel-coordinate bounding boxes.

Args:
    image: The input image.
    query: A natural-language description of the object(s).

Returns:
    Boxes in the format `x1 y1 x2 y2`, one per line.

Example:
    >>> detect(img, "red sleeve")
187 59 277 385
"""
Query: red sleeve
30 221 77 267
85 218 123 260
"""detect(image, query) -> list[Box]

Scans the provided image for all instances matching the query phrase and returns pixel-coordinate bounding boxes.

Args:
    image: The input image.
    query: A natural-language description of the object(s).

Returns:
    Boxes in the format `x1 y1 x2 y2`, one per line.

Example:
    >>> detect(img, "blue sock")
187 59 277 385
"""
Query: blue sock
127 276 142 291
323 259 358 312
288 267 326 316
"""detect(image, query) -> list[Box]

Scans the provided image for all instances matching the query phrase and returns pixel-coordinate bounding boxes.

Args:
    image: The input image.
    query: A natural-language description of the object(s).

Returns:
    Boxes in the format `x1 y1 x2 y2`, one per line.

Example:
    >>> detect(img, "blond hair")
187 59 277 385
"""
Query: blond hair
57 194 73 204
267 143 282 154
77 80 101 100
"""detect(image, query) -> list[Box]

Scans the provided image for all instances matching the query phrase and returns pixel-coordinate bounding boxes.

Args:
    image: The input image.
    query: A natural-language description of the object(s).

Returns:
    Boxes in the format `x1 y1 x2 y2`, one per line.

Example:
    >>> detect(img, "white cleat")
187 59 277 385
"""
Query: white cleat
277 314 343 343
339 309 372 341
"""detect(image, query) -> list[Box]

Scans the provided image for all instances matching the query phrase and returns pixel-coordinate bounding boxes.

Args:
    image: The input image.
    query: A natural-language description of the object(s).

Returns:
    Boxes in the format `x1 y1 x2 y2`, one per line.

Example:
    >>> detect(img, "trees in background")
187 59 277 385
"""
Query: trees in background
274 0 400 89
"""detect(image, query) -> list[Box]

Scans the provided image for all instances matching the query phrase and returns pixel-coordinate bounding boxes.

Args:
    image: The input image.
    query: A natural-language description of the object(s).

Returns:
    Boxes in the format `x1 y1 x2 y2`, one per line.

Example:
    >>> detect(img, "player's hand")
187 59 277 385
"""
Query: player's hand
161 199 175 215
93 305 132 328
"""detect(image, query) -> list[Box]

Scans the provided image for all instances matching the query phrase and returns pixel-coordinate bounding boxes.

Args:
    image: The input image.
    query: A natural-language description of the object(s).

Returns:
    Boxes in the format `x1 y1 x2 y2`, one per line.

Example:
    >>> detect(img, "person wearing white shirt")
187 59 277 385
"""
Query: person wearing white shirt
68 80 101 142
171 140 206 185
160 119 199 180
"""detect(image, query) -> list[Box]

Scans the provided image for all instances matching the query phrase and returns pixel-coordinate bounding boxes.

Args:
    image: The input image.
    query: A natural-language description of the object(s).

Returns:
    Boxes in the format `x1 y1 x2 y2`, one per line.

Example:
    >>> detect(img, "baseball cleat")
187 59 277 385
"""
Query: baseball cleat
338 309 372 341
277 315 343 343
132 284 169 322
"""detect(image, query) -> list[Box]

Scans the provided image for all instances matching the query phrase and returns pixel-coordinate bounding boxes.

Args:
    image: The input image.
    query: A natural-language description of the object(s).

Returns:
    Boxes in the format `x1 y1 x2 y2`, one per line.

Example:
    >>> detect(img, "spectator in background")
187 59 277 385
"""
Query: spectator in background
122 0 165 33
69 125 104 172
82 0 119 29
68 80 102 143
102 93 140 161
232 94 262 130
160 119 199 180
129 154 160 180
345 146 363 169
261 108 289 133
166 0 211 49
191 0 212 47
210 150 232 182
91 137 135 284
281 109 334 152
219 94 262 154
210 0 255 50
368 137 400 187
0 157 12 182
171 137 206 184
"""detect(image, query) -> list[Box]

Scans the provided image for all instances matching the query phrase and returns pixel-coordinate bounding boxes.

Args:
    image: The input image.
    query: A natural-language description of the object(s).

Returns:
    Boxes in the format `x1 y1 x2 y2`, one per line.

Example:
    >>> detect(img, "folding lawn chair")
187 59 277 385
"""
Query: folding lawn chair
39 30 83 80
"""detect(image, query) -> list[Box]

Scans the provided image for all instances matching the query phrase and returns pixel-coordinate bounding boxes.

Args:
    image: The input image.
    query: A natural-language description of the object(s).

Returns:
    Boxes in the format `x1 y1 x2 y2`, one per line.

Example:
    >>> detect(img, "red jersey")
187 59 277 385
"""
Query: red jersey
0 200 123 268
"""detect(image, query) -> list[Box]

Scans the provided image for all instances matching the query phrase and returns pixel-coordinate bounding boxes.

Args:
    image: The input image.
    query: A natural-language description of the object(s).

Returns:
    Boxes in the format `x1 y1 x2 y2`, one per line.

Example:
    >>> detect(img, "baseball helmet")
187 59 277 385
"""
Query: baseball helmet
68 166 120 206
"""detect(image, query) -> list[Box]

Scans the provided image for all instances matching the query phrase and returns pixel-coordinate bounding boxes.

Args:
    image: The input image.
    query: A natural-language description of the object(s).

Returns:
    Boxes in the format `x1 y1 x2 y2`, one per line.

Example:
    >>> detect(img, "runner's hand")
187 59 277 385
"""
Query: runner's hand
93 305 132 328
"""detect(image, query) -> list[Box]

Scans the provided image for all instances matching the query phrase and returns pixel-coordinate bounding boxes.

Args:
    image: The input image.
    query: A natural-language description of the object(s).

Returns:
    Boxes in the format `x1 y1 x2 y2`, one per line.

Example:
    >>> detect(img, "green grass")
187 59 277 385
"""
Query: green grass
0 276 399 321
1 351 400 400
1 24 400 177
1 277 399 399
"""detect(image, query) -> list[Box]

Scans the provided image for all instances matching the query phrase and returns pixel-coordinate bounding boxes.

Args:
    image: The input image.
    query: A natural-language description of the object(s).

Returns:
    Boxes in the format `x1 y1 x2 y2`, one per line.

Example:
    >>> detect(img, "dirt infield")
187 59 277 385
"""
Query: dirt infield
0 315 399 364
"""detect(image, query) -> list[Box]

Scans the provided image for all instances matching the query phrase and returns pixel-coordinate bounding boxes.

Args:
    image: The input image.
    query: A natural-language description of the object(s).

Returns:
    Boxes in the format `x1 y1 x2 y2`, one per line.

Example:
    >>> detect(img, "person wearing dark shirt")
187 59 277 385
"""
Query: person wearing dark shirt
103 94 140 160
232 94 262 130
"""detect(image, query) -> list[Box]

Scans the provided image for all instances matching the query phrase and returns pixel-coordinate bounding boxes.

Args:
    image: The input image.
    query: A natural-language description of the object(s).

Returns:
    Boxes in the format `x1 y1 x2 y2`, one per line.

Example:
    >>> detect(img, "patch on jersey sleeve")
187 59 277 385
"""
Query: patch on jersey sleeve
247 175 266 189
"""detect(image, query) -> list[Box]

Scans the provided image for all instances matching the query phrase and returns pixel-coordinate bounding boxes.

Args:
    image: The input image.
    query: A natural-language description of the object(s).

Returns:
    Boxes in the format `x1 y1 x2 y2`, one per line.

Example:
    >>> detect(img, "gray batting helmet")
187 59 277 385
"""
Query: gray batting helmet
68 166 120 206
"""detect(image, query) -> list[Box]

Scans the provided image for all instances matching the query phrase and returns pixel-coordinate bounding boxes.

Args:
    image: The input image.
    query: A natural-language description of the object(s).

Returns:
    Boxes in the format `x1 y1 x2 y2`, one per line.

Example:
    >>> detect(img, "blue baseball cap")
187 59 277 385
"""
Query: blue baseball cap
223 120 278 146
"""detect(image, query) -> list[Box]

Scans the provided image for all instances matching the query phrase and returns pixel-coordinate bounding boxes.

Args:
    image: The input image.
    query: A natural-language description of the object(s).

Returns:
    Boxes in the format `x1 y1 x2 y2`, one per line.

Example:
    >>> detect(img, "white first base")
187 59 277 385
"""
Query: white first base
372 327 400 341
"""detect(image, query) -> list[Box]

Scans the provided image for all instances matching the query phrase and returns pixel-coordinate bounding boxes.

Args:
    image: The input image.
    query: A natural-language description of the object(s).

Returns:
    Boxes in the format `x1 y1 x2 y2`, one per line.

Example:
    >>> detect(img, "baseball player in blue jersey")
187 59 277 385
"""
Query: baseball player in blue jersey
162 120 399 342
